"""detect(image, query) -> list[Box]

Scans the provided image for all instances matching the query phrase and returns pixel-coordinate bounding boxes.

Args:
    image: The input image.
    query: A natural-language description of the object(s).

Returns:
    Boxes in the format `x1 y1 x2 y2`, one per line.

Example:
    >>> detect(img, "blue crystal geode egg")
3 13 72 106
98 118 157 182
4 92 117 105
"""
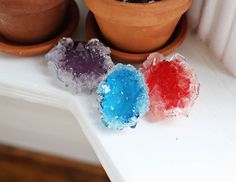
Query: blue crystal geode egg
97 64 150 130
46 38 114 94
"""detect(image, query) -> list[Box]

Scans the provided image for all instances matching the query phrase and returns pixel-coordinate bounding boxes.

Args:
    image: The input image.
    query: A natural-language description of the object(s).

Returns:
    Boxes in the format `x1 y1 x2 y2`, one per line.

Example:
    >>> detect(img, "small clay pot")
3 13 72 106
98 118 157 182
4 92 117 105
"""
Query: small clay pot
0 0 69 44
83 0 192 53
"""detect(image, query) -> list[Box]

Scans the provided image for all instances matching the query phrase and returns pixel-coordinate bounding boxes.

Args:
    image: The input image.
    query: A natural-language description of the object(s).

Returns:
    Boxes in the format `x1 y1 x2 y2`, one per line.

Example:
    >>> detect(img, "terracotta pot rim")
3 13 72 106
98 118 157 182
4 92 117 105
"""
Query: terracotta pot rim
100 0 187 7
84 0 192 15
0 0 69 15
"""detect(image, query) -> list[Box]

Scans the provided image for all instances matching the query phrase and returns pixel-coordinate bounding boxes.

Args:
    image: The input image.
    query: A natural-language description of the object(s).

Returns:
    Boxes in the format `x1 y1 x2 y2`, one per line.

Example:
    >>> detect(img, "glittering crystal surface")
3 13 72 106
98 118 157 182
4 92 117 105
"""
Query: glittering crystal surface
97 64 149 130
140 53 200 120
46 38 114 94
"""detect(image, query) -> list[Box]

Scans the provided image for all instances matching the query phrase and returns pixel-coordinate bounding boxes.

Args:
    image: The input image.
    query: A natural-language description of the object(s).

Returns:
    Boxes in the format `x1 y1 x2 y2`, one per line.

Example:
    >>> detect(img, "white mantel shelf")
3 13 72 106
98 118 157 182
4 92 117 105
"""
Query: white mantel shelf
1 31 236 182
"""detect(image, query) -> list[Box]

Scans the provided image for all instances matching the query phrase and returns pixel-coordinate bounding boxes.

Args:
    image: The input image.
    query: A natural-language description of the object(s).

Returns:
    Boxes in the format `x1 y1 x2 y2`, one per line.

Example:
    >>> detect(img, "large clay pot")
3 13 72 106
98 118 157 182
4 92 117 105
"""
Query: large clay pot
83 0 192 53
0 0 69 44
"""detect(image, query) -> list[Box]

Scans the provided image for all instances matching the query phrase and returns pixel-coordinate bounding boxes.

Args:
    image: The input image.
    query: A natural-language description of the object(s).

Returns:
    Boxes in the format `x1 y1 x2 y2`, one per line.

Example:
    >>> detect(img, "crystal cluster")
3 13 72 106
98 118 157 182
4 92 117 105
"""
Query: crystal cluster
46 38 114 94
140 53 200 120
46 37 200 128
97 64 149 130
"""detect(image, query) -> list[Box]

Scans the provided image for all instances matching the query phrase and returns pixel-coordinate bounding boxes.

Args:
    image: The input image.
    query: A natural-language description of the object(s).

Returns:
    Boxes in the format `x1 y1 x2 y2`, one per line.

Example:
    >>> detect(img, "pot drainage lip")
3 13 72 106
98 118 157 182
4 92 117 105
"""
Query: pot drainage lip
86 11 188 63
0 0 79 57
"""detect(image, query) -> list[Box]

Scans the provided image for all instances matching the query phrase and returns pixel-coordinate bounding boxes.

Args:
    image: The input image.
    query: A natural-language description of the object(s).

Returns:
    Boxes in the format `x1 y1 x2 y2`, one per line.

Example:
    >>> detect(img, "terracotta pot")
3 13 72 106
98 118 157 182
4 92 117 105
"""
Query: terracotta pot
0 0 69 44
83 0 192 53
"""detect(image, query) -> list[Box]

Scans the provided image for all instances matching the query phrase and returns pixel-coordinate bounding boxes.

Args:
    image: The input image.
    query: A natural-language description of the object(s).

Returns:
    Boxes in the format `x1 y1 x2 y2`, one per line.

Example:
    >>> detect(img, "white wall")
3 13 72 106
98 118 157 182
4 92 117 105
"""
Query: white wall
188 0 236 77
0 95 100 164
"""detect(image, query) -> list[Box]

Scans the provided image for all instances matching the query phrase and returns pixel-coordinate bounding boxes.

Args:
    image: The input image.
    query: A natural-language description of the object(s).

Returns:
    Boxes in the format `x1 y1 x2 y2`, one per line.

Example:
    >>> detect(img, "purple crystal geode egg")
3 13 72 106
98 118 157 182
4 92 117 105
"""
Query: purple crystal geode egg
45 38 114 94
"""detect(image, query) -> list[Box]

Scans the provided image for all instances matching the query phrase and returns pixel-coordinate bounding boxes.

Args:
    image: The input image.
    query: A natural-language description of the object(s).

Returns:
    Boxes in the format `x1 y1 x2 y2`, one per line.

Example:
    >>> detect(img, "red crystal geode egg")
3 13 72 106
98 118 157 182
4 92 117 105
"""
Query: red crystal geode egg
140 53 200 120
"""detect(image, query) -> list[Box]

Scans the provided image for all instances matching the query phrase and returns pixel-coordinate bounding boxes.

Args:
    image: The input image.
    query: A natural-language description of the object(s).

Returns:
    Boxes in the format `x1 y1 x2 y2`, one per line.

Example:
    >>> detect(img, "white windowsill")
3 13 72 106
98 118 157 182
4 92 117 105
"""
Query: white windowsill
1 1 236 179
